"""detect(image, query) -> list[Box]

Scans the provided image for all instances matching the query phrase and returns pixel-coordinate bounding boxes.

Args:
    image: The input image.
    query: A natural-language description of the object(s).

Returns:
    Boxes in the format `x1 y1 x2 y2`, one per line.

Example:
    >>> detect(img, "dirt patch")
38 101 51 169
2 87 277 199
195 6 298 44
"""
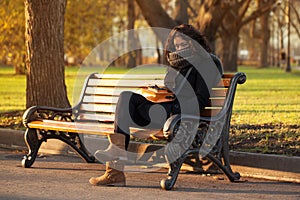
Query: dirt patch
0 110 25 130
230 124 300 156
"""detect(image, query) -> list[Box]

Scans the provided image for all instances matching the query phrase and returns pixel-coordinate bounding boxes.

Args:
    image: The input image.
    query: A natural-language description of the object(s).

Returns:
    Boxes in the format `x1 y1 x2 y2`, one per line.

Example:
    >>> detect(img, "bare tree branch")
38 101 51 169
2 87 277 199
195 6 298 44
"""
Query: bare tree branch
290 1 300 38
279 3 300 39
186 0 198 18
238 0 252 20
241 0 276 27
135 0 177 42
290 1 300 24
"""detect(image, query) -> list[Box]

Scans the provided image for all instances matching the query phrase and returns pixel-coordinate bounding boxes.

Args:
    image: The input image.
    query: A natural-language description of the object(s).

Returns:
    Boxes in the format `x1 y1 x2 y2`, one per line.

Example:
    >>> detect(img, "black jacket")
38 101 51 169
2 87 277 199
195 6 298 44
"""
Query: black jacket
164 54 223 115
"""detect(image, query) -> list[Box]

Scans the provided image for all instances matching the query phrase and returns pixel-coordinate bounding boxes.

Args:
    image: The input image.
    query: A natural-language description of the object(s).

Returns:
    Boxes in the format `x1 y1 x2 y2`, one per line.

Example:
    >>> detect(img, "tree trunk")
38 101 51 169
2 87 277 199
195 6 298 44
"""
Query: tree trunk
221 33 239 72
196 0 230 52
156 37 162 63
259 13 270 68
127 0 142 68
174 0 189 24
258 1 271 68
135 0 226 51
14 52 26 75
135 0 178 43
127 0 137 68
25 0 70 108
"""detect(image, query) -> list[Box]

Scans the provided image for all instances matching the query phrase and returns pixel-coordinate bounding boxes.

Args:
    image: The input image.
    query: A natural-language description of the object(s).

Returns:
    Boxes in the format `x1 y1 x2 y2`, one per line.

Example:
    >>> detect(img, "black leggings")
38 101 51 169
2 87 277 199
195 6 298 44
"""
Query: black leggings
114 91 176 148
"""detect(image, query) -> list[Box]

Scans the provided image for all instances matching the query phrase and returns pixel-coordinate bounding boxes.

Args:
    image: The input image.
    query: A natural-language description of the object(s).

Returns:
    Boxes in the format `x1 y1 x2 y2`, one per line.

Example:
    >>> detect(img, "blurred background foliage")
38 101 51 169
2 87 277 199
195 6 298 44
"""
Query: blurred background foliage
0 0 300 73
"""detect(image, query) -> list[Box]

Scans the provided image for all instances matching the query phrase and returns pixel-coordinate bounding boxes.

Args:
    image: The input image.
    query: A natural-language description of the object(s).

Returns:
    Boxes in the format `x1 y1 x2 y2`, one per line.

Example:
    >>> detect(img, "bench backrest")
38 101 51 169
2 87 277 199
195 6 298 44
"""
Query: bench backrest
73 72 246 123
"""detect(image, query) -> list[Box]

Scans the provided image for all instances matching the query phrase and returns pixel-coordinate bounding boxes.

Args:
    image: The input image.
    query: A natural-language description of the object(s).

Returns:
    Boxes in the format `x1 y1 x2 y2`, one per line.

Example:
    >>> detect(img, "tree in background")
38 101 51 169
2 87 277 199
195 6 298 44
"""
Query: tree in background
136 0 284 72
258 0 272 68
210 0 278 71
174 0 189 24
127 0 142 68
64 0 113 65
1 0 299 73
290 1 300 39
135 0 177 43
195 0 230 52
25 0 70 108
0 0 25 74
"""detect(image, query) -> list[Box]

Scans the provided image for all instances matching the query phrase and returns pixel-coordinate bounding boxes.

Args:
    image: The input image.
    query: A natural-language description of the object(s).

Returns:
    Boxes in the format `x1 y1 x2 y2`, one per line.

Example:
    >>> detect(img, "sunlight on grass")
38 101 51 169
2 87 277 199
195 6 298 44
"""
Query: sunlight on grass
0 73 26 112
232 66 300 125
0 65 299 125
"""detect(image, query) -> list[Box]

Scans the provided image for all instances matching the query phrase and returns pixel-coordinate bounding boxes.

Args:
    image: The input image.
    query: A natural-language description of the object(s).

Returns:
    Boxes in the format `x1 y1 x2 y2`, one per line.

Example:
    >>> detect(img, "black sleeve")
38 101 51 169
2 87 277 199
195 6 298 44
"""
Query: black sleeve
164 67 177 92
193 69 210 110
210 53 224 75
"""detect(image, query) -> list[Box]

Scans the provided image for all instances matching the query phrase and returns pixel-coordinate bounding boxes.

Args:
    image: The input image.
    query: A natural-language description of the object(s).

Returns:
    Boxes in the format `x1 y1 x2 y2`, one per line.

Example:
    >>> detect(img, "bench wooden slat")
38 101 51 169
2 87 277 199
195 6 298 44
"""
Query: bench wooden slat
93 74 165 79
207 98 225 107
77 113 115 122
200 108 222 117
79 103 225 119
27 120 160 138
83 96 119 104
85 87 139 96
88 79 165 87
89 78 229 88
222 74 235 78
216 78 231 87
27 120 113 135
80 104 116 113
211 88 228 97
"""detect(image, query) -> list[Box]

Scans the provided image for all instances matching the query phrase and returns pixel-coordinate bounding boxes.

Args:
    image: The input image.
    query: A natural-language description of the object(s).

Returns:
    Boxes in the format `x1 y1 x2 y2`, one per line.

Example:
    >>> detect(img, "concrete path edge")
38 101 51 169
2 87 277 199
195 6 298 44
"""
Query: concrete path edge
0 128 299 183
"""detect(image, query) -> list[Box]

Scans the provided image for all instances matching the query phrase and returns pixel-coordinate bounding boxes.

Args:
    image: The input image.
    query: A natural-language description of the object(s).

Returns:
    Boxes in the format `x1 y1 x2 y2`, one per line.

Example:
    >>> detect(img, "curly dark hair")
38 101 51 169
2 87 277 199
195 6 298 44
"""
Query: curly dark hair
164 24 212 61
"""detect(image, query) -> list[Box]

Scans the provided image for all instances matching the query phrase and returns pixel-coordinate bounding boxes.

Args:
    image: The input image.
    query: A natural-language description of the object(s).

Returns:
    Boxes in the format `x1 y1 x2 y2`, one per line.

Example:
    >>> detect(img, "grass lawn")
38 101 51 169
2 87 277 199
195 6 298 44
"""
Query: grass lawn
0 65 299 156
232 67 300 125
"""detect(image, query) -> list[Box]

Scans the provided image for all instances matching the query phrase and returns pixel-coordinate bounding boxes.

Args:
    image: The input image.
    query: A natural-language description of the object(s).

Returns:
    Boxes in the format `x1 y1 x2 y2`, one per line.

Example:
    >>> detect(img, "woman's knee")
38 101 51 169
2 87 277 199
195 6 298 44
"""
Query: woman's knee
119 91 134 98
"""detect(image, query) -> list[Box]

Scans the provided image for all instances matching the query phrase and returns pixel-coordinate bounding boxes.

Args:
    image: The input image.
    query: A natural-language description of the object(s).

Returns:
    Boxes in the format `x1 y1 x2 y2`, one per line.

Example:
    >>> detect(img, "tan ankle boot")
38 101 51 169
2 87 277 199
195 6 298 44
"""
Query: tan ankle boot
89 161 126 186
94 134 127 162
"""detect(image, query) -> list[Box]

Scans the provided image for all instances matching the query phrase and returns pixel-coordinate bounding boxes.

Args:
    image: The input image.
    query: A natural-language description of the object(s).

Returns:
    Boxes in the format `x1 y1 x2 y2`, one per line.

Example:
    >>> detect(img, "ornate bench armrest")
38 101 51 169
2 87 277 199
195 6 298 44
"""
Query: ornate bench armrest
163 73 247 131
163 113 225 139
162 114 207 141
23 106 73 127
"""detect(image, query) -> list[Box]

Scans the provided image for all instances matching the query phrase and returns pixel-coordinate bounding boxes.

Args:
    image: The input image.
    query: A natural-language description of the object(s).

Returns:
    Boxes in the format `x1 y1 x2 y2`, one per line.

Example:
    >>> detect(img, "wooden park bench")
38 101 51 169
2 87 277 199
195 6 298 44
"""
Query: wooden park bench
22 70 246 190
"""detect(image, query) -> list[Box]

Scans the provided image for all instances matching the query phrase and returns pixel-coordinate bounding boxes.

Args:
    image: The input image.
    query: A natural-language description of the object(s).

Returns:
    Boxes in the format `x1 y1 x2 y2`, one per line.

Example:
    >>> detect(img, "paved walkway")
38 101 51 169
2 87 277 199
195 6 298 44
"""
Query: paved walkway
0 147 299 200
0 128 300 184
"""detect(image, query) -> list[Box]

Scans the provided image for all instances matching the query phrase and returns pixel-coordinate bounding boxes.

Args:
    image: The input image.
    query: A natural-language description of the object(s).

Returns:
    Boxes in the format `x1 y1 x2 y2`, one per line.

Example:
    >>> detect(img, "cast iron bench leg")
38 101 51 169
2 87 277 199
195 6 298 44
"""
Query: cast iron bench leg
206 153 240 181
160 154 187 190
22 128 43 168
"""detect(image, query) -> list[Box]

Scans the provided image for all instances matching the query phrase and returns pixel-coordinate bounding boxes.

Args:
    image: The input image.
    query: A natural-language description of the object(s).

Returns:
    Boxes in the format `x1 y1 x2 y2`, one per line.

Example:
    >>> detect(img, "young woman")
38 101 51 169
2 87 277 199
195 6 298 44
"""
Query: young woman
89 24 223 186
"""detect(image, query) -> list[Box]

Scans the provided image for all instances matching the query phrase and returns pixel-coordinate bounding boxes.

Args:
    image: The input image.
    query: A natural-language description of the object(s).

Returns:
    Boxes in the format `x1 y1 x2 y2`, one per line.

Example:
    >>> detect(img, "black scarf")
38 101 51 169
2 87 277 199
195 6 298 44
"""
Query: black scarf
167 47 195 70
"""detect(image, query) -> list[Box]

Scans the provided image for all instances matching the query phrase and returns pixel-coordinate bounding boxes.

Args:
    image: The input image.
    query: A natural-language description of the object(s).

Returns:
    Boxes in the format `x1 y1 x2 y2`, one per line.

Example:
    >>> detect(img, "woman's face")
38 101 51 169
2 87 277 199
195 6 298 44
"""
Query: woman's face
173 36 189 51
